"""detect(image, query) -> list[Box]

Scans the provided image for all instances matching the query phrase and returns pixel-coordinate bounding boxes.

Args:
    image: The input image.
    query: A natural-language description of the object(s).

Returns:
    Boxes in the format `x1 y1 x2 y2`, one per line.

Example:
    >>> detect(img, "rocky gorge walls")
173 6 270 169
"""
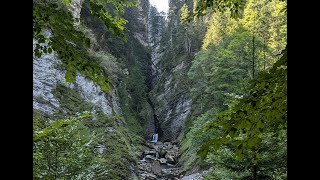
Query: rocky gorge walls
33 40 121 117
33 0 202 178
33 0 152 178
33 0 121 118
147 1 195 142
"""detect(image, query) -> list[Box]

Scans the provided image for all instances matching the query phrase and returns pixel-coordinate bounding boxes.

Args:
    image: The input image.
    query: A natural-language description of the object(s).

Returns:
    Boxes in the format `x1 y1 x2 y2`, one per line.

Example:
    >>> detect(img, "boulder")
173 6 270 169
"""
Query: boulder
159 148 167 157
156 141 163 145
165 154 175 164
144 150 156 155
172 145 179 151
151 161 162 175
140 173 157 180
162 168 180 178
159 158 167 164
145 155 155 161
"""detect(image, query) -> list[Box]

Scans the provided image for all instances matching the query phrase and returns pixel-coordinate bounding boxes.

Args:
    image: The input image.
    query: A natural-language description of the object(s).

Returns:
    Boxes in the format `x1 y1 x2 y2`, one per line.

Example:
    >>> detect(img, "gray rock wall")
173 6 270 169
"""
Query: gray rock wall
33 0 121 116
33 41 120 116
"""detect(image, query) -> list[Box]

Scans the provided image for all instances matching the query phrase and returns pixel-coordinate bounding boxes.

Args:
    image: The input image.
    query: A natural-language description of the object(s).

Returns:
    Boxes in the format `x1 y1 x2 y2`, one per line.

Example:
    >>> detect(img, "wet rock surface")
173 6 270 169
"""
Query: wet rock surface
138 141 181 180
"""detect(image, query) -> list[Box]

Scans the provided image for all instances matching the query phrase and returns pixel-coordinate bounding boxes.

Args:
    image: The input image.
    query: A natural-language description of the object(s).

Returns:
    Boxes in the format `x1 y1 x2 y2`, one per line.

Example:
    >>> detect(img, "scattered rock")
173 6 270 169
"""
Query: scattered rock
140 173 157 180
144 150 156 155
156 141 163 146
165 154 175 164
159 158 167 164
145 155 155 161
151 161 162 174
159 148 167 157
138 141 181 179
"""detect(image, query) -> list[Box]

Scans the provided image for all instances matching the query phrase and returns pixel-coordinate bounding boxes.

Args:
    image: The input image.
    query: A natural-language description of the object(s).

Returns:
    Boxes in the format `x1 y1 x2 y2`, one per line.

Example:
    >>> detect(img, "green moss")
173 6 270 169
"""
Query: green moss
33 108 50 128
117 83 148 135
34 96 50 104
51 83 94 117
84 113 141 179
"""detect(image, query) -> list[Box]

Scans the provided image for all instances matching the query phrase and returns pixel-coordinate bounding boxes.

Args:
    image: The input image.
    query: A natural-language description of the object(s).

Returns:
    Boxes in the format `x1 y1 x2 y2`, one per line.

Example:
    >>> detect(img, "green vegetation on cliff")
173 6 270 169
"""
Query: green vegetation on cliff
33 0 287 179
33 0 150 179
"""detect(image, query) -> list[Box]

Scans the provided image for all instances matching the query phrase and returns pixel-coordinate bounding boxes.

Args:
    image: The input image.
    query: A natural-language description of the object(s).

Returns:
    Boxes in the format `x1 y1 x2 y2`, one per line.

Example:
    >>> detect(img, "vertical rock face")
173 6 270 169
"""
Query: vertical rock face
152 62 192 141
147 2 193 142
69 0 85 20
33 40 120 116
33 0 120 116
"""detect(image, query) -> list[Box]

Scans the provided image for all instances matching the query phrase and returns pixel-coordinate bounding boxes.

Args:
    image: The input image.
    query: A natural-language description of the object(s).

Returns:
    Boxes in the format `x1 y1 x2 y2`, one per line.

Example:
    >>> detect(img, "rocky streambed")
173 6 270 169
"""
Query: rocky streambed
138 141 181 180
138 141 210 180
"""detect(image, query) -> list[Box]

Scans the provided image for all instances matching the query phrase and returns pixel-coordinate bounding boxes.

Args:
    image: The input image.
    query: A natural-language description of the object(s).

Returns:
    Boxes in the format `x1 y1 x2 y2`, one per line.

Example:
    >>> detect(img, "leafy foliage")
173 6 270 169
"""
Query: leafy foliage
192 0 247 19
33 111 140 179
191 0 286 19
197 46 286 179
33 0 137 92
177 0 287 177
199 46 286 157
33 112 95 179
179 108 222 172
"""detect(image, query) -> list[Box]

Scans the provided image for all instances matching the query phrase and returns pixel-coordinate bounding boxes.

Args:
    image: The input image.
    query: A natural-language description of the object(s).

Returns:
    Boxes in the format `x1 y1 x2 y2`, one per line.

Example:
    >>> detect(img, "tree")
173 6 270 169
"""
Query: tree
201 11 230 49
182 0 287 179
33 0 137 91
33 112 95 179
188 27 265 117
149 5 166 45
240 0 286 68
199 47 287 179
191 0 286 19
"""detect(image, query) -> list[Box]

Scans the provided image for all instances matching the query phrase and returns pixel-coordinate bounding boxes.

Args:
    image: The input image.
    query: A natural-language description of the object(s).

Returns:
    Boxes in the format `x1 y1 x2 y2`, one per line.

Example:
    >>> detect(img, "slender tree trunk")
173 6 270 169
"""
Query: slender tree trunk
263 39 266 70
253 164 257 180
252 147 258 180
55 148 58 179
252 34 255 78
252 9 256 78
47 138 52 178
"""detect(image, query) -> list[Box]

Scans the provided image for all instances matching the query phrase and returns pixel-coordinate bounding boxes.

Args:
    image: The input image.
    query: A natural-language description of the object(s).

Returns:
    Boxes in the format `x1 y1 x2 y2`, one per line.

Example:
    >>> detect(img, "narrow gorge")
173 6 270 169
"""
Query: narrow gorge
33 0 287 179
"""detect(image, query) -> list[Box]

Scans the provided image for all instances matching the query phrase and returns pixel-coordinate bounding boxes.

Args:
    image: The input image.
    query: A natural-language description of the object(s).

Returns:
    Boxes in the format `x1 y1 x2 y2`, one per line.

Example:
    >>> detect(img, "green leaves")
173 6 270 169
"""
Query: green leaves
86 0 136 42
33 115 95 179
63 0 72 6
196 46 286 174
33 0 137 92
198 139 215 158
192 0 247 19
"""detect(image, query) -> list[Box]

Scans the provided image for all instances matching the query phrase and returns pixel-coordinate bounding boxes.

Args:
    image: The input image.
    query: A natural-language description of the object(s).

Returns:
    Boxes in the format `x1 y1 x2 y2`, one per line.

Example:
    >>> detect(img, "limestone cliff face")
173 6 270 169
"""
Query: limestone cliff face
147 1 193 142
151 62 192 142
33 44 121 116
33 0 120 117
33 1 158 178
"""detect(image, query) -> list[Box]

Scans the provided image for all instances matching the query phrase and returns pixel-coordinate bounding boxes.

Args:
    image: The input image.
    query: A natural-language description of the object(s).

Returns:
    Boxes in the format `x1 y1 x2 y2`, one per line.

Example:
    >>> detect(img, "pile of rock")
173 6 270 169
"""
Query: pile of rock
138 141 181 180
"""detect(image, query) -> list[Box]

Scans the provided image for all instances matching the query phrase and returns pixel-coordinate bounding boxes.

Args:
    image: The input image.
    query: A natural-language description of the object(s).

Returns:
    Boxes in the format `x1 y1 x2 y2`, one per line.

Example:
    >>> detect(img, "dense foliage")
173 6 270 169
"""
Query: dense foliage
33 0 287 179
33 111 140 179
33 1 150 179
177 0 287 179
33 0 136 91
33 112 94 179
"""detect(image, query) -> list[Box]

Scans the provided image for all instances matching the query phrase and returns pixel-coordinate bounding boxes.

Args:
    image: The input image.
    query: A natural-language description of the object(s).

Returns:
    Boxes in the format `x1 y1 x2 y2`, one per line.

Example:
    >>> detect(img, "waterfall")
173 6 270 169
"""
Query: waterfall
151 133 158 143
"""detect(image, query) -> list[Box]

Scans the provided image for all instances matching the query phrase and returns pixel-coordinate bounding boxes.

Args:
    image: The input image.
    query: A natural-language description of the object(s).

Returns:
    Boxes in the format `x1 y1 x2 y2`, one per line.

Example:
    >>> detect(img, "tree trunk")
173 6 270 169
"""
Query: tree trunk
253 164 257 180
252 34 255 78
252 10 256 78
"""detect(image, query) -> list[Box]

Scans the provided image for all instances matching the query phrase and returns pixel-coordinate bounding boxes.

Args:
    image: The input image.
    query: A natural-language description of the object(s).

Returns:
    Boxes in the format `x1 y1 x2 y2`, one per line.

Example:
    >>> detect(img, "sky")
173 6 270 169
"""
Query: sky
149 0 169 14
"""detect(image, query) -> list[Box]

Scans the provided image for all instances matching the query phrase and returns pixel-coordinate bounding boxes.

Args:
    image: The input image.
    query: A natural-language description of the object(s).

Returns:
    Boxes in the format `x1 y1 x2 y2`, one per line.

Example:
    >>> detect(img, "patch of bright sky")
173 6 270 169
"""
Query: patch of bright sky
149 0 169 14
